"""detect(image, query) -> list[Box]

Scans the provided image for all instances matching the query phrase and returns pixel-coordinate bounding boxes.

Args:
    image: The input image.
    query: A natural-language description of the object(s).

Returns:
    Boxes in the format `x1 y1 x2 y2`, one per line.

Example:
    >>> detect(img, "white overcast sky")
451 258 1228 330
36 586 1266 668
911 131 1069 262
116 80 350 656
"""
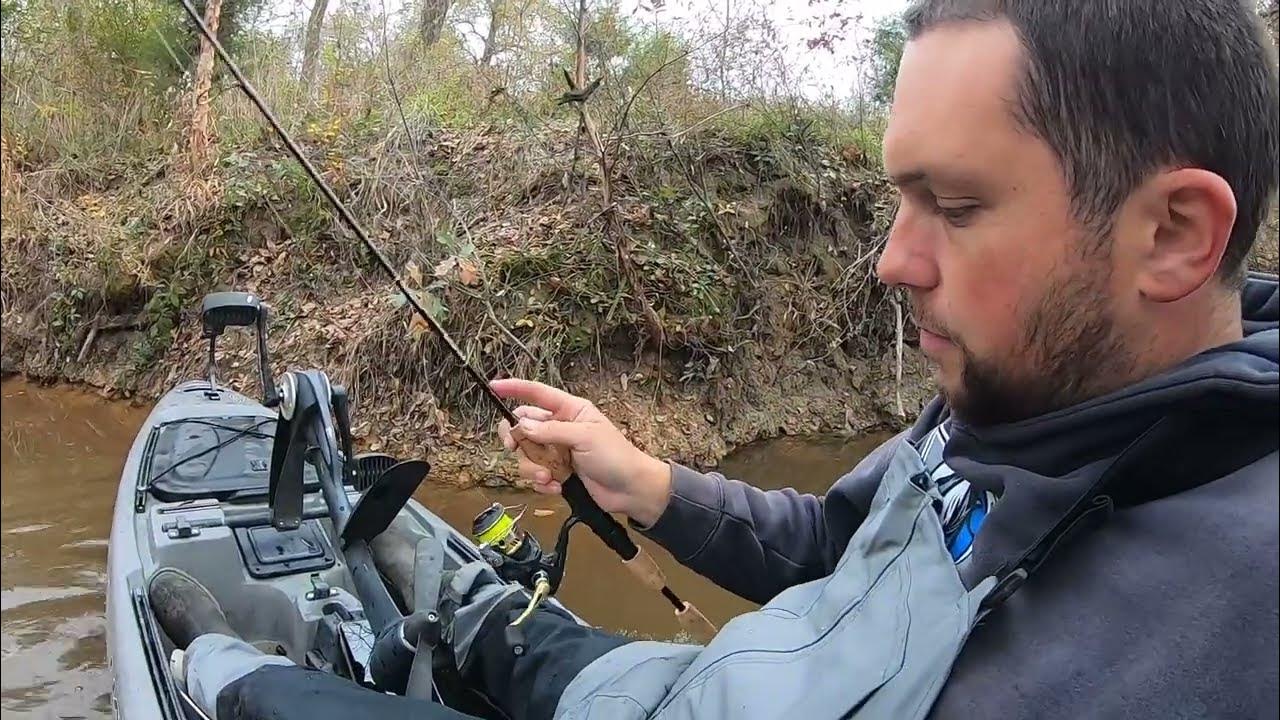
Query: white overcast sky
261 0 909 101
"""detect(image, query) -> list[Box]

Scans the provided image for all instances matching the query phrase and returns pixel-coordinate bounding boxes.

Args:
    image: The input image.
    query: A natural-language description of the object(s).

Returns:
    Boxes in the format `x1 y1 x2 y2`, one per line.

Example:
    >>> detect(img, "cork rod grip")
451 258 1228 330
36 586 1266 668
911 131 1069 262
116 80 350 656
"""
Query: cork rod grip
516 438 575 482
621 545 667 591
675 601 718 644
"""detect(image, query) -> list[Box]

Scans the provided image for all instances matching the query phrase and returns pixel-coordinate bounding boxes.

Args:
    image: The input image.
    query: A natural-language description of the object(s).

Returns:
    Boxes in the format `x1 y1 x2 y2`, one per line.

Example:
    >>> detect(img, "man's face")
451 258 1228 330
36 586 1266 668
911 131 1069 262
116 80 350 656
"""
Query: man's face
878 21 1135 426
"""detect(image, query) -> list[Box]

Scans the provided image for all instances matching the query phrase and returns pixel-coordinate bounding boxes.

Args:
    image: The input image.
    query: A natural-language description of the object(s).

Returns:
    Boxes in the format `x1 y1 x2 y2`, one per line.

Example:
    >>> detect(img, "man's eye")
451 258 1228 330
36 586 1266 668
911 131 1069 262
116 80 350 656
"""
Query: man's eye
936 204 978 225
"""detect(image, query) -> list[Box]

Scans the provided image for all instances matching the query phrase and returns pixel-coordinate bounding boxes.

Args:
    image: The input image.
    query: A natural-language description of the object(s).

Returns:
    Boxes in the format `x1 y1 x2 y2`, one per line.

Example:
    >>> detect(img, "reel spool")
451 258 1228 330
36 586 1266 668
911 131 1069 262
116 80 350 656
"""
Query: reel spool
472 502 529 557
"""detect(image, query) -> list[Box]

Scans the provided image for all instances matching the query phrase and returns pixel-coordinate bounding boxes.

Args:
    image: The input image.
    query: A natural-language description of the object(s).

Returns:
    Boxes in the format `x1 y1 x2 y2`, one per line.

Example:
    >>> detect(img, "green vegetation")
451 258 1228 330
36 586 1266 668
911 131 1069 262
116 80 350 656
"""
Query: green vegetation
1 0 1274 451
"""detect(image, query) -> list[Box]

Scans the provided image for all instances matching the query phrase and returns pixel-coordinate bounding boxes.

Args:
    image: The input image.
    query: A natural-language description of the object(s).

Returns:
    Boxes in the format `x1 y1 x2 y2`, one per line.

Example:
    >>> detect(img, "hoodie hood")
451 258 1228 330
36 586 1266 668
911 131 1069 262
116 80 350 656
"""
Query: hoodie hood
929 272 1279 586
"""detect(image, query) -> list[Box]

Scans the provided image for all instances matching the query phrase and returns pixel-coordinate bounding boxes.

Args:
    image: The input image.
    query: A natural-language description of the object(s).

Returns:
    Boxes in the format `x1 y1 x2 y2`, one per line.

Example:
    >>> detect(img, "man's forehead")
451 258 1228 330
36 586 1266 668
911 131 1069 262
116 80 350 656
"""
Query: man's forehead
882 20 1024 181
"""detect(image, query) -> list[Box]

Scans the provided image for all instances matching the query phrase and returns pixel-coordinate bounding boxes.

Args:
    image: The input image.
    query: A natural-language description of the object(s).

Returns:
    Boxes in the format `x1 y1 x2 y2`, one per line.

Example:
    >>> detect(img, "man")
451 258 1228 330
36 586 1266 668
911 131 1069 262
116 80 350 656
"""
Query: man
157 0 1279 717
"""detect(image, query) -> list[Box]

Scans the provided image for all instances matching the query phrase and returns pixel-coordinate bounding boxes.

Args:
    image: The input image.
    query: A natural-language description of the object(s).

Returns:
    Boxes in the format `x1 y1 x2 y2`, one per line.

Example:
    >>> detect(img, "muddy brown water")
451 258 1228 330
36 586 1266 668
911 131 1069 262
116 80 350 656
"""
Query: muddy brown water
1 379 888 717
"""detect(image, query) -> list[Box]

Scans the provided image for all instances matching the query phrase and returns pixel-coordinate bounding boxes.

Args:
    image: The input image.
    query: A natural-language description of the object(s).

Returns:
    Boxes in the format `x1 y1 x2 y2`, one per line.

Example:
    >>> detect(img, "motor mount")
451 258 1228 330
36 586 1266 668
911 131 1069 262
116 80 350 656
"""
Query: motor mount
199 291 279 407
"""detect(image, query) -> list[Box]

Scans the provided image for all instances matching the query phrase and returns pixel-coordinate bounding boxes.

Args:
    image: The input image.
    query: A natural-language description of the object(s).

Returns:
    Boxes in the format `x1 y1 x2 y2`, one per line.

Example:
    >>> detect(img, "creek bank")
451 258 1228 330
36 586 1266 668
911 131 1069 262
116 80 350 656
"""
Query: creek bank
2 123 937 485
4 331 932 488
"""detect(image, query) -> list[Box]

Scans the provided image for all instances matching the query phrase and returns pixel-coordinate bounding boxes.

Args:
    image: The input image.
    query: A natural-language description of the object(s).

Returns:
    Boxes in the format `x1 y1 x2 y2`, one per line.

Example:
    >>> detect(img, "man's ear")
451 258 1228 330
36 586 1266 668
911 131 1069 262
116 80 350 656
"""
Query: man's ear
1133 168 1237 303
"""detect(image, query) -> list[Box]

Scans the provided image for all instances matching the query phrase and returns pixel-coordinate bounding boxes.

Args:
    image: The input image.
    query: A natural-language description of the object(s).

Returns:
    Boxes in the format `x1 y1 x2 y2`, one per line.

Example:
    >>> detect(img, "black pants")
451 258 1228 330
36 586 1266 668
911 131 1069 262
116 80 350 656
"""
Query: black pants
216 594 630 720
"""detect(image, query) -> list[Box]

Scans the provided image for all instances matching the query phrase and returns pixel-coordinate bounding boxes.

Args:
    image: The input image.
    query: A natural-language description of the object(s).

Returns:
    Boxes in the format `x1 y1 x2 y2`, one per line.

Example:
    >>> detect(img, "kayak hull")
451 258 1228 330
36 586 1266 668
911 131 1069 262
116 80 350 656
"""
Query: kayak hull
104 379 540 718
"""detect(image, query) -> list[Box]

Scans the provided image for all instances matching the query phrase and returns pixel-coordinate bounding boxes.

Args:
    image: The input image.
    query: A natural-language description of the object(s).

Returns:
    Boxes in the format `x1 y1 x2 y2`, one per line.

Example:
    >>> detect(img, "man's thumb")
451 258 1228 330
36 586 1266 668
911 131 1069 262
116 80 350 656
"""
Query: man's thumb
516 418 588 448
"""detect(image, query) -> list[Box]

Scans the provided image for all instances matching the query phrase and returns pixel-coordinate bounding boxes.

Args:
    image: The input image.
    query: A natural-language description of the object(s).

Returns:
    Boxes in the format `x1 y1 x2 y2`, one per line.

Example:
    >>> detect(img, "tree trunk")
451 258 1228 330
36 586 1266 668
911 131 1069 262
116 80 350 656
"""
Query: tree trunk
188 0 224 174
419 0 451 46
300 0 330 94
573 0 588 87
565 0 665 347
478 0 504 66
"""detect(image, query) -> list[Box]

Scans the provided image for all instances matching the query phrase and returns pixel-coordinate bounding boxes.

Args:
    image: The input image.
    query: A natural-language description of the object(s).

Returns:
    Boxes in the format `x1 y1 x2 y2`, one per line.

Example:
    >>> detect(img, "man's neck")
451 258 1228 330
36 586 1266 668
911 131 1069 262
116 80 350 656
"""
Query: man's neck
1136 289 1244 380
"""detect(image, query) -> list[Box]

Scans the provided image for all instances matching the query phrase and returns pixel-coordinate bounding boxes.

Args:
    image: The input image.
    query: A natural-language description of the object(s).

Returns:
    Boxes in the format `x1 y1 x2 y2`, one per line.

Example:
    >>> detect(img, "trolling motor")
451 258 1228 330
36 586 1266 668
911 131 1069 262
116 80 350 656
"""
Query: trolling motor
199 291 280 407
268 369 430 634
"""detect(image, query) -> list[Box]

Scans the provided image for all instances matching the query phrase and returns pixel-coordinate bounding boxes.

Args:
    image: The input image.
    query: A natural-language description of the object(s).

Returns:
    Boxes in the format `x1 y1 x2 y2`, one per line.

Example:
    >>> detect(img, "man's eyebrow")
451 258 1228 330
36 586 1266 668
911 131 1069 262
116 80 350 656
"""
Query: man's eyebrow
888 167 986 194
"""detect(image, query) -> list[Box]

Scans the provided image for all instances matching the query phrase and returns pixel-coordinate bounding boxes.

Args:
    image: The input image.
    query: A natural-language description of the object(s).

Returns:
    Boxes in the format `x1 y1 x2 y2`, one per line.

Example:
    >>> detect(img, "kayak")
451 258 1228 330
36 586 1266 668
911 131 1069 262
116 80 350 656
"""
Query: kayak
104 291 568 718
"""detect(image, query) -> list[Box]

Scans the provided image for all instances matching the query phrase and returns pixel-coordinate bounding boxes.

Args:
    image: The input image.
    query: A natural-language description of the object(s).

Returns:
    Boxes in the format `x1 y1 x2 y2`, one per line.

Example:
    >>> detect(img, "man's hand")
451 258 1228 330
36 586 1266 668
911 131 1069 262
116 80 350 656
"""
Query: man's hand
491 378 673 527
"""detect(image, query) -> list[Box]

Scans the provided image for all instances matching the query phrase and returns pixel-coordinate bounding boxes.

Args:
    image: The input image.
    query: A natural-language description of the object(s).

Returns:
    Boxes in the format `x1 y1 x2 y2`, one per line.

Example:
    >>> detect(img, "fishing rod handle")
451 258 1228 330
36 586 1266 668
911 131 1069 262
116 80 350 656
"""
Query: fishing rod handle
675 601 718 644
518 438 719 640
518 439 664 575
515 439 637 549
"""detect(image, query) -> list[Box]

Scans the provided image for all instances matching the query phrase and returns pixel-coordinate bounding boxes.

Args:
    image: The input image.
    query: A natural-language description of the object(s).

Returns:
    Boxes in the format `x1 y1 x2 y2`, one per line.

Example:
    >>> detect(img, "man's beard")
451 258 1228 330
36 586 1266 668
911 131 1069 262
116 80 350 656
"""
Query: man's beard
920 258 1136 427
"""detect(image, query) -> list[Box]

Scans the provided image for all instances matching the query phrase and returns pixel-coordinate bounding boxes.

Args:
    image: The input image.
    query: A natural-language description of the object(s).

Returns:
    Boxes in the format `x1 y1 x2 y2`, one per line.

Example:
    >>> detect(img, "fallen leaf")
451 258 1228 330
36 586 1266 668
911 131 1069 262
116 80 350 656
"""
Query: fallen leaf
408 312 432 338
406 260 423 287
457 258 480 286
434 257 457 278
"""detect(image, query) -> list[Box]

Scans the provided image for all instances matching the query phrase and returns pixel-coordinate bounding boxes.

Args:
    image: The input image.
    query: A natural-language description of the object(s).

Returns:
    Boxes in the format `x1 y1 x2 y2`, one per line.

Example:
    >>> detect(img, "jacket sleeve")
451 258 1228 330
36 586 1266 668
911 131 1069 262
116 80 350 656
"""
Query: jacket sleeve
635 434 905 605
634 463 837 604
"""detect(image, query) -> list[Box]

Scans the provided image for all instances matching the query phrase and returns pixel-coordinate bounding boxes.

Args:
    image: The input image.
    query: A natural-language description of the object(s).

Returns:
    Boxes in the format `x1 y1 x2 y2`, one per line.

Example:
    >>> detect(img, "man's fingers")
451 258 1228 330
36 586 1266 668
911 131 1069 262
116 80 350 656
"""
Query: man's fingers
514 447 549 480
512 405 554 422
514 418 591 449
490 379 589 418
517 451 560 492
531 478 563 495
496 410 554 452
497 419 516 451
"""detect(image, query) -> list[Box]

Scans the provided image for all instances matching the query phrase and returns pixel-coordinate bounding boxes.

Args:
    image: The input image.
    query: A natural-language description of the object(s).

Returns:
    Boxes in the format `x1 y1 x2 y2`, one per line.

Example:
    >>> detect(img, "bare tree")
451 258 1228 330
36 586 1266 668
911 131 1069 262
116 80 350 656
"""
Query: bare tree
300 0 330 94
420 0 452 45
187 0 224 174
560 0 664 346
478 0 506 66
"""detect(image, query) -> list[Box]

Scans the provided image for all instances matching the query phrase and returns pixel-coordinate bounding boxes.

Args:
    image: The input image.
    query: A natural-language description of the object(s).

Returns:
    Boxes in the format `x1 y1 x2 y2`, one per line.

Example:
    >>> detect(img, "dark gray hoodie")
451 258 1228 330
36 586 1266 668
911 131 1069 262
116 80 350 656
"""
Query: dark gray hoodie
639 272 1279 718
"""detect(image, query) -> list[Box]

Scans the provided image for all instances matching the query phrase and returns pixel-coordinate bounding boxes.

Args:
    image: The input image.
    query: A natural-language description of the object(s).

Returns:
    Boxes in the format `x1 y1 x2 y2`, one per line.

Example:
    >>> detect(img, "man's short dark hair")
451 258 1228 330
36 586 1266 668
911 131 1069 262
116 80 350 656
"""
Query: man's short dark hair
903 0 1280 286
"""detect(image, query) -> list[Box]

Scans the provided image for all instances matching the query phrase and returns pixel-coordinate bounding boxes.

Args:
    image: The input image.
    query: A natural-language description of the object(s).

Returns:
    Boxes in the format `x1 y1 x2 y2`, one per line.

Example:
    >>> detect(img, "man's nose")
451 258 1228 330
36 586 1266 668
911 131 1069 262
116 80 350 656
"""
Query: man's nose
875 208 939 290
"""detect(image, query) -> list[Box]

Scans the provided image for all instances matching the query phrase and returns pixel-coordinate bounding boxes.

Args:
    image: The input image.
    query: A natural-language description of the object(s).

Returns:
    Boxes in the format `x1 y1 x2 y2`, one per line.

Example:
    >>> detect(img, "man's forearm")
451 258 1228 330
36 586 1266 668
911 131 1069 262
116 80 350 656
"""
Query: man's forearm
633 463 834 604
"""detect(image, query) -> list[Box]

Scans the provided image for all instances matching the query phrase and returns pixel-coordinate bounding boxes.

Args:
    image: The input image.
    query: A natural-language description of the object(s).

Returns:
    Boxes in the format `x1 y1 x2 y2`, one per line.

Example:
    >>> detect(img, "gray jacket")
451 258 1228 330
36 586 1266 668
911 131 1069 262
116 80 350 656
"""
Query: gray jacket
611 272 1279 718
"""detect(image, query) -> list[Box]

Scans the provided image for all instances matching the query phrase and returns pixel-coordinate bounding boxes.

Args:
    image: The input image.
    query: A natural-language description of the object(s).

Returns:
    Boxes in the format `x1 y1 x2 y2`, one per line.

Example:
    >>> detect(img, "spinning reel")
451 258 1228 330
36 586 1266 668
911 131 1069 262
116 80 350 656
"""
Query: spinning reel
470 503 579 637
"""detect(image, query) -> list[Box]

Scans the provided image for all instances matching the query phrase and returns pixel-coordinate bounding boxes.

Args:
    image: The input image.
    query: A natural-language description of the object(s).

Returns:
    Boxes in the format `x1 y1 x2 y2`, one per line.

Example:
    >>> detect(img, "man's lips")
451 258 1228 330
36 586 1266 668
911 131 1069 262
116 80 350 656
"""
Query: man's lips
918 327 953 355
911 316 949 340
912 317 954 354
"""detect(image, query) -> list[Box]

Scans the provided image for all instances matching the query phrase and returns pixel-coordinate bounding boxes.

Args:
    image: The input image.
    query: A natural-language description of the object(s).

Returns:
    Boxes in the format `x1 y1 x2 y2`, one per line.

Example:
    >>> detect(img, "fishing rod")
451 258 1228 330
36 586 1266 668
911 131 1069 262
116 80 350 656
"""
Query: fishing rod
174 0 716 643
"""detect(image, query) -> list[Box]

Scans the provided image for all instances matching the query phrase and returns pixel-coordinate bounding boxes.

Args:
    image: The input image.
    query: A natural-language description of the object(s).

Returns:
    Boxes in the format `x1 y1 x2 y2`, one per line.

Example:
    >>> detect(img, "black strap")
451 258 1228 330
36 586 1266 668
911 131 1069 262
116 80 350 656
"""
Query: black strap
406 536 446 700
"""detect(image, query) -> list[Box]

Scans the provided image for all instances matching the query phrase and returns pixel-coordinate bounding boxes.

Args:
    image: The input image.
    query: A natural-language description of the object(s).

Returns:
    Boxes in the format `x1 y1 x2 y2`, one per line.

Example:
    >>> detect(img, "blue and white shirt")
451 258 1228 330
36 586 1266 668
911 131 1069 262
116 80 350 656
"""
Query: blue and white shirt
911 421 998 565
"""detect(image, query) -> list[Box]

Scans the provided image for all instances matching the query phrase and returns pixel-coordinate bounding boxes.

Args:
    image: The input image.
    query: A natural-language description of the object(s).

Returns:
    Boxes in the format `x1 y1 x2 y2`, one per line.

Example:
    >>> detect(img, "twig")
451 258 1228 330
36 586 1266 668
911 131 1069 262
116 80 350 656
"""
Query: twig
379 3 423 163
609 29 727 144
666 137 750 277
891 290 905 417
76 318 144 364
609 103 748 143
378 0 477 250
77 322 99 364
560 0 664 348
